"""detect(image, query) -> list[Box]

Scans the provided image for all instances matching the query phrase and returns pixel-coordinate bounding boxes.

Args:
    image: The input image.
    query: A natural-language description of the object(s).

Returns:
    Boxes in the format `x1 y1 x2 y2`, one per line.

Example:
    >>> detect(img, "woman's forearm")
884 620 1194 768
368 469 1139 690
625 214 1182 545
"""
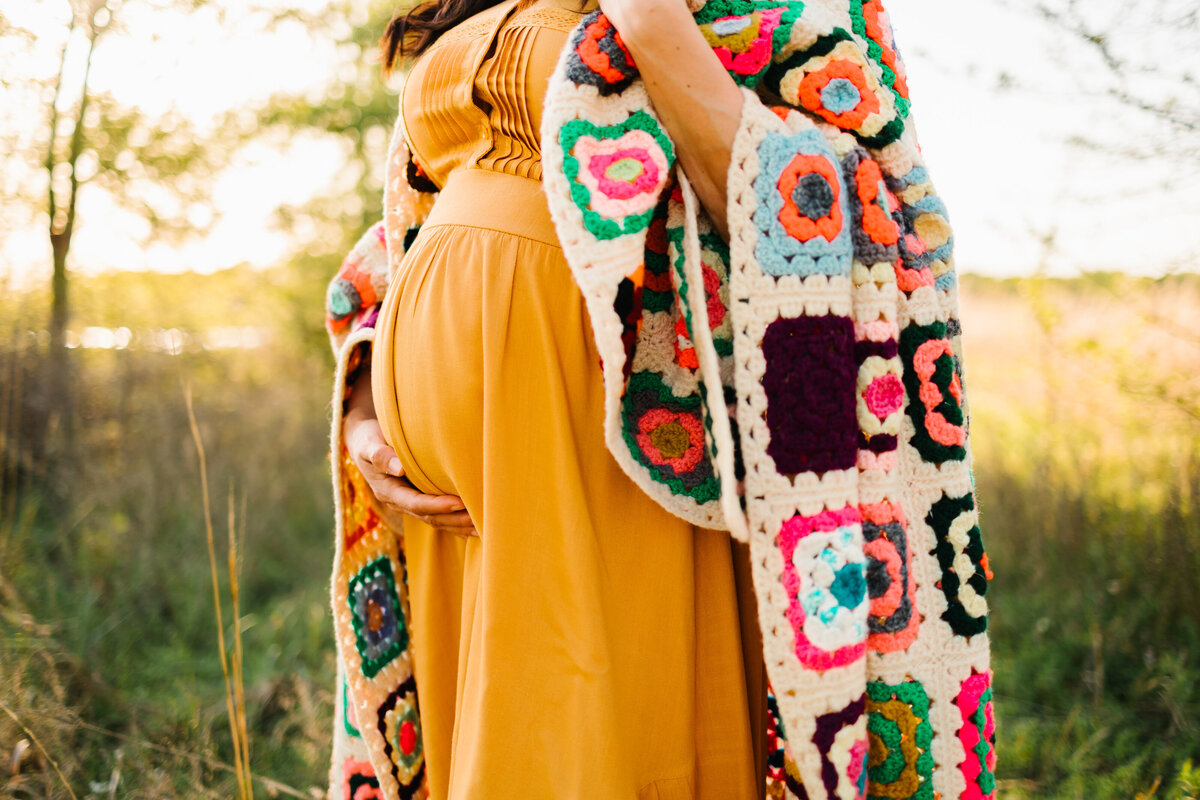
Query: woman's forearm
613 2 744 240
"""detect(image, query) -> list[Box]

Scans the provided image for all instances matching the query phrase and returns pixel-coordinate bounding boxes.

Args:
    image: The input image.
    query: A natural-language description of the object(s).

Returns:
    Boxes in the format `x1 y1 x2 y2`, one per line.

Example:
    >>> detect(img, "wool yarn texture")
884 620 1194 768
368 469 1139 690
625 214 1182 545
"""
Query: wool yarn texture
322 2 996 799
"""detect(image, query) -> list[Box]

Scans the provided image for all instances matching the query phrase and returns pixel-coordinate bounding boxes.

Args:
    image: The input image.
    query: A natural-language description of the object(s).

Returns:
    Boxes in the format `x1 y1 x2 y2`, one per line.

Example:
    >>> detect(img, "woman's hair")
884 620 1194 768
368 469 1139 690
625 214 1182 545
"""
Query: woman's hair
380 0 519 72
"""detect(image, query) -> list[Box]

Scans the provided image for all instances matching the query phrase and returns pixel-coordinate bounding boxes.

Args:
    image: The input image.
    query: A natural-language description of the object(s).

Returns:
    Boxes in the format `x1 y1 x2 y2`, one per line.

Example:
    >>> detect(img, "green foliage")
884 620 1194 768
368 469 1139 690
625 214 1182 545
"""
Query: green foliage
981 458 1200 798
961 273 1200 798
79 93 225 243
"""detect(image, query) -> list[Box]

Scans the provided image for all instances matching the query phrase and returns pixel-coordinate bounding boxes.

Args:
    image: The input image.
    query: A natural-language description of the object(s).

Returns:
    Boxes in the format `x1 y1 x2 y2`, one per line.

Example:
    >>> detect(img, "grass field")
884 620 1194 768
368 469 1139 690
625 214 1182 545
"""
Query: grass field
1 272 1198 799
960 275 1200 798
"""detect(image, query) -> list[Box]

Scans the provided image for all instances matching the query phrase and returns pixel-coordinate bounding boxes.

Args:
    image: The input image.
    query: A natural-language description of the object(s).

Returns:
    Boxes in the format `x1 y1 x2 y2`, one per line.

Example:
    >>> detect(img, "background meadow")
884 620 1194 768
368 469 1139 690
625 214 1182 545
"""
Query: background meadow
1 0 1198 798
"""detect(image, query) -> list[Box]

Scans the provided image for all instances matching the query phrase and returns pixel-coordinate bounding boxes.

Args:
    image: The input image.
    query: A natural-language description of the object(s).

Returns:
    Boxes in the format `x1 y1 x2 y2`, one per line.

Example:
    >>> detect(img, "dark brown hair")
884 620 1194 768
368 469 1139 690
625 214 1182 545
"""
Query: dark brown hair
380 0 511 72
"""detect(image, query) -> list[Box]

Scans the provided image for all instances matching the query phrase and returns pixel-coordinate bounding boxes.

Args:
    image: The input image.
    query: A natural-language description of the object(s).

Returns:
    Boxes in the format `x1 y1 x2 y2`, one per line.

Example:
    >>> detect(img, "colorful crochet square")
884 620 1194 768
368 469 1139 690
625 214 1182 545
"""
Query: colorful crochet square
843 147 902 267
955 670 997 800
665 222 701 368
668 227 734 358
766 32 904 148
559 112 675 241
614 270 644 379
850 0 910 118
343 757 383 800
674 315 698 369
348 557 409 679
698 236 734 357
340 446 383 551
912 196 953 291
378 677 426 795
694 2 794 87
801 696 869 800
862 501 918 653
642 207 675 314
343 679 362 738
854 325 902 473
898 321 966 463
762 315 858 475
752 129 853 277
765 688 807 797
326 255 380 334
564 12 638 96
927 493 991 637
888 166 954 294
620 371 720 503
778 507 869 670
865 679 934 800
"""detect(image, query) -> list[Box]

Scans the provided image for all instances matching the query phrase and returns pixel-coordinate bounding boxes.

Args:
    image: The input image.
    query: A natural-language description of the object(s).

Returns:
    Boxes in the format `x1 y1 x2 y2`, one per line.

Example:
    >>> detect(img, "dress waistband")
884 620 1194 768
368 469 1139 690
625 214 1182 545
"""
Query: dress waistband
421 168 561 249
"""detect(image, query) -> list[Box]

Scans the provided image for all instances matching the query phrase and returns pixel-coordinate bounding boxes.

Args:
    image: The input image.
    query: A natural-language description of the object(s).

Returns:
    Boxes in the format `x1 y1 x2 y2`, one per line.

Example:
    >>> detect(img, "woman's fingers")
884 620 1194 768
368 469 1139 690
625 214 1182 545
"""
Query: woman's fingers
347 420 478 536
424 510 474 529
372 476 473 520
345 416 404 478
368 442 403 477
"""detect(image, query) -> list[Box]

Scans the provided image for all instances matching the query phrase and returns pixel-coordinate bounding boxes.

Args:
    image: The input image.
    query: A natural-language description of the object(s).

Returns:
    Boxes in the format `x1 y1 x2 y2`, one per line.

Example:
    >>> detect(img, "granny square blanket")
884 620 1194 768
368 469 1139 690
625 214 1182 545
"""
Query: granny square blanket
322 2 995 798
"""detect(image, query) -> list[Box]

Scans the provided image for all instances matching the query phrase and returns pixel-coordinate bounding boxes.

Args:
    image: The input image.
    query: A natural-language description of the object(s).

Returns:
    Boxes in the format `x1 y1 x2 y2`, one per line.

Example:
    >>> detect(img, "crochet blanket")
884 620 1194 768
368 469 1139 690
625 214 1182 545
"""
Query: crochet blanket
322 2 996 799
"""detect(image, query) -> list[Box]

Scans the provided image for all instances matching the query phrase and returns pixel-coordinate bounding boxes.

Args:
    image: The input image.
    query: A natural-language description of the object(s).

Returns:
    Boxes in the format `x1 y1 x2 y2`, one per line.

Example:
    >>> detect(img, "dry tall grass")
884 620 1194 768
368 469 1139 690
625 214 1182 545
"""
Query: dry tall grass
186 387 253 800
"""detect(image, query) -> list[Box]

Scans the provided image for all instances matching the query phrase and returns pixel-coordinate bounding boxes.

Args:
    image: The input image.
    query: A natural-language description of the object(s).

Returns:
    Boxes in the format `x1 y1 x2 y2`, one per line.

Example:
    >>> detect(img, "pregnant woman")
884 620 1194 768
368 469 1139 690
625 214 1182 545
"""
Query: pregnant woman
324 0 996 798
338 2 764 797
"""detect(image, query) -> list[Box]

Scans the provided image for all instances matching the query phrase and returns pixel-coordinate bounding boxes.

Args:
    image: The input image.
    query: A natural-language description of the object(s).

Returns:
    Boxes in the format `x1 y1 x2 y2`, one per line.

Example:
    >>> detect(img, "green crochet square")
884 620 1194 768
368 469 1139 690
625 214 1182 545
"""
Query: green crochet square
348 556 408 679
866 679 934 800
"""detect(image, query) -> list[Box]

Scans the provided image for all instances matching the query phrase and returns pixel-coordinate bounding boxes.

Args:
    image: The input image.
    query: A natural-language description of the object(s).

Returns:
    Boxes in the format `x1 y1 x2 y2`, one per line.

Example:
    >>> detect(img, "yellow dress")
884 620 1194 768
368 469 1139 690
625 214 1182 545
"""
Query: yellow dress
370 2 767 797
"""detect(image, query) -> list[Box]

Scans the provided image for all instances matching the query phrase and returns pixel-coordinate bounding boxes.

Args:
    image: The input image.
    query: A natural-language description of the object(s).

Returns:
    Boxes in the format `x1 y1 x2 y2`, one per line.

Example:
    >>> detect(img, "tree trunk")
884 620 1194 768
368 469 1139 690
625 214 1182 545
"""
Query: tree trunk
44 4 105 467
46 229 72 460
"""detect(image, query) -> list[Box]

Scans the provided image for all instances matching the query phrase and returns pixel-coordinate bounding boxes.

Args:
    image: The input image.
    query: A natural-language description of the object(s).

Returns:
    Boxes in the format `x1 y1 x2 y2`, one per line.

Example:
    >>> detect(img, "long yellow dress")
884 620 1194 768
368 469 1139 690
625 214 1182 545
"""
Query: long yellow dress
370 2 767 797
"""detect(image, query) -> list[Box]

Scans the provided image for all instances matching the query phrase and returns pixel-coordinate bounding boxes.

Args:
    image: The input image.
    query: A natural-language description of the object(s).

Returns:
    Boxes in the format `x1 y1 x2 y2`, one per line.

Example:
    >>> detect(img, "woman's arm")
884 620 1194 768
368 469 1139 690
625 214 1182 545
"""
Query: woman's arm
344 361 477 536
599 0 744 240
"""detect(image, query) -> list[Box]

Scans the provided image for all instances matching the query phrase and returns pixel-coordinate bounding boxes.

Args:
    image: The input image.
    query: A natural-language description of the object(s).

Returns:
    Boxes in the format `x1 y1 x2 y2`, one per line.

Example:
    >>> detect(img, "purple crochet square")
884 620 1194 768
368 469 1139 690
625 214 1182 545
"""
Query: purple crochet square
762 314 857 475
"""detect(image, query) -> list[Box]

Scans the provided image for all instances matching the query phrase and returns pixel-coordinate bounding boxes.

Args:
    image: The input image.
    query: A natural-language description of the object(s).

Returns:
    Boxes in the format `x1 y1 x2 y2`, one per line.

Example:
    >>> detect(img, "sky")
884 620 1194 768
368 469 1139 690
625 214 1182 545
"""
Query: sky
888 0 1200 277
1 0 1197 289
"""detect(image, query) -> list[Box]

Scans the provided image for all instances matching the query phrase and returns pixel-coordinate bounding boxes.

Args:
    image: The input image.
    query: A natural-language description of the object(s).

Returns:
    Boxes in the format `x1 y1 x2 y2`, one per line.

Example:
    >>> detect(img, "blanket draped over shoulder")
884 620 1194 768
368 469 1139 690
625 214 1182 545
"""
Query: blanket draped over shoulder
321 2 996 798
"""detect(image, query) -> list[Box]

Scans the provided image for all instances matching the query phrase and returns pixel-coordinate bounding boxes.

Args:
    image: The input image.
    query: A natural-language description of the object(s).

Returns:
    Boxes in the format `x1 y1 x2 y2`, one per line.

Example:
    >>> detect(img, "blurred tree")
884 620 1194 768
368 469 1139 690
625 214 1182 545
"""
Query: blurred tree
1031 0 1199 179
240 0 402 357
43 0 109 457
979 0 1200 426
1 0 243 481
1031 0 1200 420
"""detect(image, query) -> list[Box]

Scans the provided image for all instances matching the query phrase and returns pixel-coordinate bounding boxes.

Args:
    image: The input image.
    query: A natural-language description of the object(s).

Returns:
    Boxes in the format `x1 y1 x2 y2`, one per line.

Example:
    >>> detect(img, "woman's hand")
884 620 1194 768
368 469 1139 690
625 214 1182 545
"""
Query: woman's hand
343 360 478 537
597 0 744 241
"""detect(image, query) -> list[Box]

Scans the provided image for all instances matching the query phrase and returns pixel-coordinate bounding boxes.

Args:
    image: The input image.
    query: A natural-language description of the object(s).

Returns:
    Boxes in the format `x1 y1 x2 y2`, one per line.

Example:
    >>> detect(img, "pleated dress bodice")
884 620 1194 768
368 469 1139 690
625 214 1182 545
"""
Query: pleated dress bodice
400 0 589 189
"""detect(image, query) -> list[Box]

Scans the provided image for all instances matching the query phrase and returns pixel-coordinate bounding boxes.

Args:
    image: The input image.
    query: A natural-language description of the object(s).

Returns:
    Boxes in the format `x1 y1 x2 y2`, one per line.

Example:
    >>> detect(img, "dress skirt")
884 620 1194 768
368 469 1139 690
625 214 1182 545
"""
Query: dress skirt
371 167 766 800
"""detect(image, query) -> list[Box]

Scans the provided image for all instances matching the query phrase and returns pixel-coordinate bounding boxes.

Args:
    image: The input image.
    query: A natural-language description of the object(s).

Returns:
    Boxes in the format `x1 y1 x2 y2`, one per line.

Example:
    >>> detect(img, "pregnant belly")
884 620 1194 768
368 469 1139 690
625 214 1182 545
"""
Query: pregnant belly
370 169 585 500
